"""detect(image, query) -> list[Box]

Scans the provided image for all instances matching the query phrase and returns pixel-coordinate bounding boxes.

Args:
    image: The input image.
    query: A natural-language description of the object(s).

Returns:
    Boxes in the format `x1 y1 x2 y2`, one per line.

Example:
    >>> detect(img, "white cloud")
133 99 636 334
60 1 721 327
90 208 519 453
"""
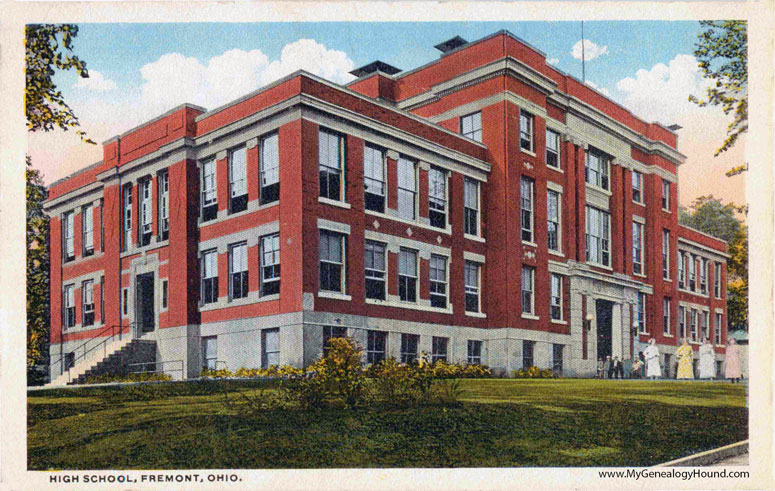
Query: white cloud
547 58 560 65
571 40 608 61
584 80 611 97
73 70 117 92
261 39 356 86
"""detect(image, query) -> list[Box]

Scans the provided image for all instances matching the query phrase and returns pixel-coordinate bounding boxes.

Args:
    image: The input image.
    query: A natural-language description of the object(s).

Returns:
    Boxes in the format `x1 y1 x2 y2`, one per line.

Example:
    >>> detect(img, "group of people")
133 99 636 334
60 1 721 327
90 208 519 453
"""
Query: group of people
596 338 742 382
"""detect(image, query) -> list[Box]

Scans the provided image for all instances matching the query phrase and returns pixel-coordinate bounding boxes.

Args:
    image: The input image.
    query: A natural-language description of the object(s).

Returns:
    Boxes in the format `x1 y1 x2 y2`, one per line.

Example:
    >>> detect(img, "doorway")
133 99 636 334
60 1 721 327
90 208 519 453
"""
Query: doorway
595 299 613 361
135 272 155 334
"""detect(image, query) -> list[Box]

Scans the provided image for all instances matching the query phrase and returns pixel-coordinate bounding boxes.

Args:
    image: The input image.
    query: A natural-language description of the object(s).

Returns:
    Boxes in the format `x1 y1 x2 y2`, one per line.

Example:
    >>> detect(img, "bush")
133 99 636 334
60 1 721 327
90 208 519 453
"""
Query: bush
200 367 233 379
512 366 557 379
84 372 172 385
368 357 416 405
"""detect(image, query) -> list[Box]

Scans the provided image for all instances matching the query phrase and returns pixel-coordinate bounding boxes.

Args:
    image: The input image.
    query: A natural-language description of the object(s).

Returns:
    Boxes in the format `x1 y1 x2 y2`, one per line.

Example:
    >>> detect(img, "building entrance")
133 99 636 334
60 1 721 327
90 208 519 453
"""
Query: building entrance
135 273 155 334
595 299 614 360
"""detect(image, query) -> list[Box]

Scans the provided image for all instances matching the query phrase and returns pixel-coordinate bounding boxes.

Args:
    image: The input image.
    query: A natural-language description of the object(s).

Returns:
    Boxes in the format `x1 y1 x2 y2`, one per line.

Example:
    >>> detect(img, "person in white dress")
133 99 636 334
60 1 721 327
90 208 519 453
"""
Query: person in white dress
699 338 716 379
644 338 661 380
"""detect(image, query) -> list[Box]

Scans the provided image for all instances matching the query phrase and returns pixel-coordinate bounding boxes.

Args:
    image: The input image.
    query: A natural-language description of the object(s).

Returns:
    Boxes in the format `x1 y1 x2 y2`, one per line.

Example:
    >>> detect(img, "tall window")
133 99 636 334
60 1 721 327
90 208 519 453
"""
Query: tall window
229 242 248 300
397 157 416 220
521 266 535 315
260 133 280 205
122 184 133 250
367 330 387 364
161 279 168 310
715 313 723 344
662 179 671 210
550 274 562 320
398 248 418 303
140 179 152 246
262 328 280 367
522 340 535 368
714 263 722 298
521 176 534 242
260 233 280 296
63 211 75 261
100 277 105 323
585 206 611 267
429 254 447 309
364 240 386 300
99 200 104 252
428 166 447 228
688 254 696 291
678 252 686 288
679 306 686 338
228 146 248 213
363 144 385 213
547 189 560 251
82 280 94 327
662 230 670 279
585 148 609 190
63 284 75 328
460 112 482 142
323 325 347 354
552 344 564 373
689 309 698 341
636 293 646 334
319 230 345 293
632 171 644 203
464 261 481 313
467 340 482 365
202 336 217 370
699 258 708 294
464 178 480 236
319 129 345 201
701 311 709 340
201 160 217 222
158 171 169 240
432 336 449 362
82 205 93 256
519 111 534 152
632 221 644 275
400 333 419 363
546 129 560 168
201 249 218 304
663 298 671 335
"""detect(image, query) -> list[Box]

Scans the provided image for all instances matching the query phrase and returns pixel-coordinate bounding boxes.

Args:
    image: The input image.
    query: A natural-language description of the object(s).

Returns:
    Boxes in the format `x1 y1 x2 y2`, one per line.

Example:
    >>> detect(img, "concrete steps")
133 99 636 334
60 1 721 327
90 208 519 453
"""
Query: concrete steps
46 338 156 387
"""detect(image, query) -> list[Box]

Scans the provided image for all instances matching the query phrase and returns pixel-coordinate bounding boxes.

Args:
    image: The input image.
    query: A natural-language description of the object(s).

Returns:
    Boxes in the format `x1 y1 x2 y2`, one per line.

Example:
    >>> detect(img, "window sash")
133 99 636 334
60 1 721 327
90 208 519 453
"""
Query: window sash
714 263 722 297
714 314 722 344
262 329 280 367
363 144 385 197
201 161 217 205
82 207 93 251
632 222 644 274
550 274 562 320
464 178 479 235
585 206 610 266
464 261 480 312
63 212 75 258
519 112 533 150
461 112 482 142
229 147 248 198
397 157 416 220
432 336 448 361
521 266 534 314
400 334 419 363
637 293 646 333
467 340 482 364
663 299 671 335
521 177 533 242
140 180 152 233
260 134 280 187
429 254 447 307
546 129 560 167
159 172 169 233
547 190 560 251
398 249 417 302
586 150 610 189
662 181 670 209
319 130 344 201
632 172 643 202
319 231 344 292
366 330 387 364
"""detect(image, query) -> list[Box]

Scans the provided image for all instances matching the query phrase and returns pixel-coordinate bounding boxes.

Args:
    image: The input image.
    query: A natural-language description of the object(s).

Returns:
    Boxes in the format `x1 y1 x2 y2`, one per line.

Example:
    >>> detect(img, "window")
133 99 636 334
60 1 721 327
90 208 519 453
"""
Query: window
429 254 448 309
260 233 281 296
679 307 686 338
585 206 611 267
714 263 722 298
632 171 644 204
319 230 345 293
229 146 248 213
678 252 686 288
663 298 671 335
229 242 249 300
547 189 560 251
550 274 562 321
699 258 708 294
259 133 280 205
552 344 564 373
432 336 448 362
521 266 535 315
519 111 534 152
400 333 419 363
428 166 447 228
521 176 534 242
701 311 709 340
139 179 152 246
467 340 482 365
460 112 482 142
122 184 132 250
364 241 386 300
662 230 670 279
82 205 93 256
122 288 128 317
201 336 217 370
201 160 217 222
366 330 387 364
464 178 480 236
323 325 347 354
262 328 280 367
522 340 535 368
82 280 94 327
688 255 696 291
99 200 104 252
689 309 698 341
363 144 385 213
201 249 218 304
715 313 723 344
100 277 105 324
63 284 75 328
546 129 560 168
319 129 345 201
636 293 646 334
585 148 609 190
161 279 168 309
62 211 74 261
662 179 671 210
398 248 418 302
397 157 416 220
158 171 169 240
632 221 644 275
464 261 481 313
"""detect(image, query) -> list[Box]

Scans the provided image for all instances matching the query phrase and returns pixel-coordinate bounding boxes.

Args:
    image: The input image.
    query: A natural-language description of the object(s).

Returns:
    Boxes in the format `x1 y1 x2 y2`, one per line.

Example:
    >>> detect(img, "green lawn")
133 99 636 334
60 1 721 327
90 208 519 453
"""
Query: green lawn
28 378 747 469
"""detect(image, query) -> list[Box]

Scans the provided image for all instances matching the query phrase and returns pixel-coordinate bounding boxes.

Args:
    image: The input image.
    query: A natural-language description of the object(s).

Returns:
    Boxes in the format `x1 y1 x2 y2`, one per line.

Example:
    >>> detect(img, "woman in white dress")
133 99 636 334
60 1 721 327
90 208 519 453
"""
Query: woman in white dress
644 338 661 380
699 338 716 379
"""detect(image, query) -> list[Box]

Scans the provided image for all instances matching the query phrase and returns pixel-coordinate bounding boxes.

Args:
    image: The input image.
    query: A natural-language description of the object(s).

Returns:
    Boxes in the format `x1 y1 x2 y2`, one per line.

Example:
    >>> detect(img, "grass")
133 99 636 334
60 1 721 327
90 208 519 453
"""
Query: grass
28 378 747 469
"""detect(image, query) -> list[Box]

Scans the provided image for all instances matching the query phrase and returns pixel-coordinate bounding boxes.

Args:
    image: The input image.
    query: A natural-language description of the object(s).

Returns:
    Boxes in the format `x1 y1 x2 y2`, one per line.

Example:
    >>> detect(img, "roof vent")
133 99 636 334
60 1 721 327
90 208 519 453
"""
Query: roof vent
667 124 683 131
349 60 402 78
434 36 468 53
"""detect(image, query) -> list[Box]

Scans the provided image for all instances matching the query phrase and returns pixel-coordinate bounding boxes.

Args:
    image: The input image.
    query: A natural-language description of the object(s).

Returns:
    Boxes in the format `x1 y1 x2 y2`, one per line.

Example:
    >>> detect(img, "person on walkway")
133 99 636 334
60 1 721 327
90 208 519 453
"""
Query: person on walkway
604 355 612 379
699 338 716 379
676 338 694 379
725 338 742 383
631 357 643 378
623 357 632 379
644 339 661 379
596 357 605 379
611 356 623 379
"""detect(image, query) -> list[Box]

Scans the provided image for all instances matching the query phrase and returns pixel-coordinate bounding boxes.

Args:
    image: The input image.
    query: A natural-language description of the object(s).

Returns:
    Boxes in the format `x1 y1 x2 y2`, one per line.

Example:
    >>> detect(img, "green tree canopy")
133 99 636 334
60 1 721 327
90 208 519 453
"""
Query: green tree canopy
27 157 50 382
678 195 742 244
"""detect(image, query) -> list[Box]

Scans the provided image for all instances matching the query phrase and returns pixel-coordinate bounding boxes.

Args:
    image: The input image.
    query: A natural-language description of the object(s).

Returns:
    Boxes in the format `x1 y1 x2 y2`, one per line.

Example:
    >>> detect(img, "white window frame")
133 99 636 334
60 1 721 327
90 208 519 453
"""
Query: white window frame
201 249 219 305
201 160 217 221
228 242 249 300
431 336 449 362
202 336 218 370
464 178 480 236
632 221 644 276
521 176 534 243
521 265 535 315
319 129 345 202
82 280 94 327
715 313 723 344
467 340 483 365
364 240 387 301
228 146 248 212
397 156 417 220
363 144 385 212
262 328 280 368
82 205 93 255
585 206 611 267
122 184 132 251
678 251 686 288
259 133 280 205
632 171 644 204
428 166 447 229
699 258 708 294
663 298 671 336
464 260 481 313
260 233 281 297
690 309 698 342
688 254 696 291
662 179 671 210
398 248 418 303
714 262 722 298
662 230 670 280
519 111 534 152
319 230 346 293
158 171 169 238
585 148 610 191
547 189 561 252
460 111 482 142
679 306 686 338
140 178 152 240
550 273 563 321
63 284 75 328
637 293 647 334
63 211 75 260
546 128 560 168
429 253 448 309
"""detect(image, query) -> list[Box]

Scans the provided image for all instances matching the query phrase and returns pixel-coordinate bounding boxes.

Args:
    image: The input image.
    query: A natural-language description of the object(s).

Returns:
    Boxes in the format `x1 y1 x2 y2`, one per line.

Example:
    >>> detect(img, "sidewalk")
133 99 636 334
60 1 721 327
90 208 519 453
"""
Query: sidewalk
710 452 749 466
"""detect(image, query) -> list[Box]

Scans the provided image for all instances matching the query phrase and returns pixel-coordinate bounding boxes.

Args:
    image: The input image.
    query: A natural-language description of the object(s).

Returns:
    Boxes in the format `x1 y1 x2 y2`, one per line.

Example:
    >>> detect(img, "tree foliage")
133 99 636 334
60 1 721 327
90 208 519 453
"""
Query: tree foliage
688 21 747 175
27 157 51 381
678 195 742 244
25 24 95 144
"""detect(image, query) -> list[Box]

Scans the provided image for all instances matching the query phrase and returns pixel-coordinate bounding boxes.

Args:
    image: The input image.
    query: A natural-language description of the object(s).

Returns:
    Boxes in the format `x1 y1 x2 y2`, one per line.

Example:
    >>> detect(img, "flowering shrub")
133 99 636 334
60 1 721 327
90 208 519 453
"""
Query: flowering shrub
84 372 172 384
513 366 556 379
200 367 233 379
233 365 304 378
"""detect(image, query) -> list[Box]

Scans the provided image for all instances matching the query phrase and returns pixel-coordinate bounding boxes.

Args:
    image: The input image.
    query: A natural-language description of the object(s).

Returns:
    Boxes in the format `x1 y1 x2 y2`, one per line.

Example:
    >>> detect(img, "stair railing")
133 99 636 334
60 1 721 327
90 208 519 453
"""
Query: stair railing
50 323 136 384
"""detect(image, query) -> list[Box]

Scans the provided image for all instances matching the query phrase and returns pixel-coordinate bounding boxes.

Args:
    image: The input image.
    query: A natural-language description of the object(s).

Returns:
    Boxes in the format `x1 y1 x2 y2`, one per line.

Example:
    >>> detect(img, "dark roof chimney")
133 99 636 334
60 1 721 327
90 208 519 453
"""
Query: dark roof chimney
434 36 468 54
349 60 402 78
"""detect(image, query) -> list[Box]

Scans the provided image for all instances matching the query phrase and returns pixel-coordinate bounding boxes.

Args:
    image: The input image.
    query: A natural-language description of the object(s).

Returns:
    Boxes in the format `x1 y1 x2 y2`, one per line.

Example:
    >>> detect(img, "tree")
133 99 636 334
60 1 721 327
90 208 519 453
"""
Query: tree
678 195 742 243
27 157 50 384
25 24 94 144
688 20 747 176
